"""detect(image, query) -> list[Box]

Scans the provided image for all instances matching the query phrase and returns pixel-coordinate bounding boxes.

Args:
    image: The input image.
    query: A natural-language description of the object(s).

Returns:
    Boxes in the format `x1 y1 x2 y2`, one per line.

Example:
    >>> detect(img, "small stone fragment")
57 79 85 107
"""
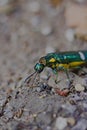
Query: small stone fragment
72 119 87 130
4 108 13 118
0 96 7 107
83 102 87 109
67 117 76 126
14 108 23 118
61 103 76 114
55 116 67 130
40 73 48 80
37 112 52 125
48 76 56 87
6 88 13 95
75 84 85 92
40 23 53 36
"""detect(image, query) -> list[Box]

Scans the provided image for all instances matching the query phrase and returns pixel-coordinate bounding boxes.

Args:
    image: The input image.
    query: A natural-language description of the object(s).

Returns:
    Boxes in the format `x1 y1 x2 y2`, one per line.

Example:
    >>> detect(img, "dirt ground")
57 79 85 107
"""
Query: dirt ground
0 0 87 130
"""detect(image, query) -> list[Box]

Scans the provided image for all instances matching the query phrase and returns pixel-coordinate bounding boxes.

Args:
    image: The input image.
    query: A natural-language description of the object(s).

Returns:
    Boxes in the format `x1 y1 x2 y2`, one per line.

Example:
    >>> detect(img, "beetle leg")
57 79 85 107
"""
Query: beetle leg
76 66 87 75
55 72 59 84
57 65 70 81
54 72 62 84
72 66 87 75
63 68 73 86
52 69 61 84
64 69 70 81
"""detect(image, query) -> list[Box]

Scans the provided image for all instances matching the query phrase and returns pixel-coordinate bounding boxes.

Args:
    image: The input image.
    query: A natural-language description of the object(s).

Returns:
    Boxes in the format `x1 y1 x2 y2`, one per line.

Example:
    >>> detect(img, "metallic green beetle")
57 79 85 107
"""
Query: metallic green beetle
24 50 87 83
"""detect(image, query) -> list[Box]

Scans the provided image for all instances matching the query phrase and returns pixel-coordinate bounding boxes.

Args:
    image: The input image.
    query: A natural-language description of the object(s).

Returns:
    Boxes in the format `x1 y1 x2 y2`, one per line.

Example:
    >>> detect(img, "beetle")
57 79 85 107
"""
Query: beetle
24 50 87 84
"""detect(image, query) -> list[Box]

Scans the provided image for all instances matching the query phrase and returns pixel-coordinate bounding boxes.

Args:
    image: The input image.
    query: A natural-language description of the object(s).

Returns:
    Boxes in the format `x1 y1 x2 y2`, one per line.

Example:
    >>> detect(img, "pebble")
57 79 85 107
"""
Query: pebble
4 106 13 118
75 84 85 92
65 29 75 42
37 112 52 125
14 108 23 118
83 102 87 109
40 23 53 36
70 94 81 101
61 103 76 114
55 116 67 130
67 117 76 126
72 119 87 130
48 76 56 87
6 88 13 95
36 82 52 93
28 1 40 13
36 87 41 92
0 96 7 107
40 73 48 80
82 78 87 88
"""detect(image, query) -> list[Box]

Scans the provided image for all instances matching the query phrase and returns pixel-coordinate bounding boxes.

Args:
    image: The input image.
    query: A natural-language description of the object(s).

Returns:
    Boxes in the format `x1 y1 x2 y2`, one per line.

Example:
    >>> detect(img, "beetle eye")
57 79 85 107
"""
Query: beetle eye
39 57 46 65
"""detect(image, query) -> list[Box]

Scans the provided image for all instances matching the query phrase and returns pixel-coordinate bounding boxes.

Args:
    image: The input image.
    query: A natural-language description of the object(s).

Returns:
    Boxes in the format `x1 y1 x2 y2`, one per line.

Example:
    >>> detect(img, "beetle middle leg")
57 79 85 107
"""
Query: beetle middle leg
54 72 62 84
52 69 61 84
63 68 73 86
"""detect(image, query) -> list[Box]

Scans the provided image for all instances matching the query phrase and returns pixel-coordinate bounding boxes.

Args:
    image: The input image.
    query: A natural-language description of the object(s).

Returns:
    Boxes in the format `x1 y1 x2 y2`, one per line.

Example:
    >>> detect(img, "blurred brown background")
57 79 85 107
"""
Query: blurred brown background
0 0 87 129
0 0 87 83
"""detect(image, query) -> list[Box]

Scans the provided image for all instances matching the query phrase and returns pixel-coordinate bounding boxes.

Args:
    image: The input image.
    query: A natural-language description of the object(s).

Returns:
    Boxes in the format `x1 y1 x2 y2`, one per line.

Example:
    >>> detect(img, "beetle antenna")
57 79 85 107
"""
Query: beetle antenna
31 72 38 86
24 71 37 83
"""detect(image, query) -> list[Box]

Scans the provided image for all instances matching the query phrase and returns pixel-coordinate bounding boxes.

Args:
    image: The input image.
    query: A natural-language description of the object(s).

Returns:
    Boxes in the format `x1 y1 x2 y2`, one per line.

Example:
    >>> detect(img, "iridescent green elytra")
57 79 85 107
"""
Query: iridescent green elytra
25 50 87 83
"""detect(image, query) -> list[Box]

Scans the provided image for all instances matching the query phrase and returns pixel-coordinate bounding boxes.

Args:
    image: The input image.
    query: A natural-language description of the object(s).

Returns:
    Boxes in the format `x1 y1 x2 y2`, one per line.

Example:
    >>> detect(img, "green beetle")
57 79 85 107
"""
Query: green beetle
24 50 87 83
